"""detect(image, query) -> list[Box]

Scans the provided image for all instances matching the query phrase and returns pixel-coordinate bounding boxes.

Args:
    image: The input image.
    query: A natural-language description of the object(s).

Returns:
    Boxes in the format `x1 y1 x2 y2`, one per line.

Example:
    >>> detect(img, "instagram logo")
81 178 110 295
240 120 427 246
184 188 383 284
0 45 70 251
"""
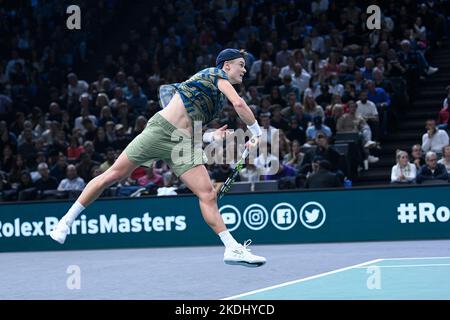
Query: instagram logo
243 204 269 231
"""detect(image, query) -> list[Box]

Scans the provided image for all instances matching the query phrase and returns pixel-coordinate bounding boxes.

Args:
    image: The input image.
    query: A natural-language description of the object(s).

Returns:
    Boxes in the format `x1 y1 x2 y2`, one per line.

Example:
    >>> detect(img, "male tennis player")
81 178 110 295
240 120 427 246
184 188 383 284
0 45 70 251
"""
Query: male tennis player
50 49 266 267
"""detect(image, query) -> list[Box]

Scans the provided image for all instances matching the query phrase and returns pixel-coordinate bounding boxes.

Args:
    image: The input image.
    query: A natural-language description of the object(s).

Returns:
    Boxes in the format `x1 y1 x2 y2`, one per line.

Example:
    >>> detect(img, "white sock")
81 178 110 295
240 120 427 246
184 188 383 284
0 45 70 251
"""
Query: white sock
61 201 85 227
218 230 239 248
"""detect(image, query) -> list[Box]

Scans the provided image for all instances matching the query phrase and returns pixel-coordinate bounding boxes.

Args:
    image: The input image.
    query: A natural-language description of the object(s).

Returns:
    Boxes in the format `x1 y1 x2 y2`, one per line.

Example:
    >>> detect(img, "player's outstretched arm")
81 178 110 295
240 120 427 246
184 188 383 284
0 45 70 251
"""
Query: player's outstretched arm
217 78 262 140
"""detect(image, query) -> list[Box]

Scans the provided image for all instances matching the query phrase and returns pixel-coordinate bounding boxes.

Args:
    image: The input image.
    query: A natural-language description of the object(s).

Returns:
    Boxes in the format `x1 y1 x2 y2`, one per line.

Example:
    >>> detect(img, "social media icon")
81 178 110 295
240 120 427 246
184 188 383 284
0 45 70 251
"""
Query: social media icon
243 204 268 230
248 209 264 225
271 203 297 230
305 209 319 223
222 213 236 225
276 208 292 224
219 205 241 231
299 202 326 229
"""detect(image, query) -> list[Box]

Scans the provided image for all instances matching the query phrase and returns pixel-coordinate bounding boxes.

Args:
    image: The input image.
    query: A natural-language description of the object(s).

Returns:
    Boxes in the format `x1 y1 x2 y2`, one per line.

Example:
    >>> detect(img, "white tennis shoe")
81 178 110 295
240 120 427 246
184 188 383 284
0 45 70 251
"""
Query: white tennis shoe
223 240 266 267
49 221 69 244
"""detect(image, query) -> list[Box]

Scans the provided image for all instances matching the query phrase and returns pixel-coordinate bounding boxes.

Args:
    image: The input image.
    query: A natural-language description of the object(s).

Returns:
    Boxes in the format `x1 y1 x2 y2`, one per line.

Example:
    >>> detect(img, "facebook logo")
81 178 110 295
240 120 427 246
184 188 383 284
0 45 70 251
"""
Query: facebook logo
271 203 298 230
276 208 292 225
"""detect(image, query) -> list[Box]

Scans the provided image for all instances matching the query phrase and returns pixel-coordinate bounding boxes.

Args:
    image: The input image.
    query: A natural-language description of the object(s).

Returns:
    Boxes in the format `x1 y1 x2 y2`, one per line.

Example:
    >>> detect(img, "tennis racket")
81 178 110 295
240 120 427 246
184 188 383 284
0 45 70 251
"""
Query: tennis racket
217 147 249 199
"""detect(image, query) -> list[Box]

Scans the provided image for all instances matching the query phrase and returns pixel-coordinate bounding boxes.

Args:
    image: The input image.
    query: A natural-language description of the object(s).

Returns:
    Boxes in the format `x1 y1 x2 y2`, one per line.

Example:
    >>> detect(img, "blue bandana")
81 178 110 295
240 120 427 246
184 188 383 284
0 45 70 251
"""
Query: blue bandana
216 48 245 68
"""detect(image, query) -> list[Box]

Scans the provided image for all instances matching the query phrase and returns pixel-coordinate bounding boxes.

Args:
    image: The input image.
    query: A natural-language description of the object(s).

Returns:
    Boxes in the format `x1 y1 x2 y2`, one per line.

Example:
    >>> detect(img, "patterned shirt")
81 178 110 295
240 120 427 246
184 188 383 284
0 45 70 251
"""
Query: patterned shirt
159 68 229 124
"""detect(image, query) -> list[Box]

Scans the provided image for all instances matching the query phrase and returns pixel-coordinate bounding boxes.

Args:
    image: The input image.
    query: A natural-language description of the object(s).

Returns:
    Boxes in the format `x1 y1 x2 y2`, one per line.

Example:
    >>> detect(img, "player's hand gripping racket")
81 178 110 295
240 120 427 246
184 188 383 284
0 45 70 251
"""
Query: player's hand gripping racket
217 147 250 199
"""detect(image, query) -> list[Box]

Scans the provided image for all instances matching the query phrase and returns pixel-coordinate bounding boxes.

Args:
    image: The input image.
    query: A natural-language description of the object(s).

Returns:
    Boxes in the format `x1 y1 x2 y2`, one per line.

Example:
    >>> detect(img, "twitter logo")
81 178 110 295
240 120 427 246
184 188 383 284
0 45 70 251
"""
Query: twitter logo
305 209 320 223
300 202 326 229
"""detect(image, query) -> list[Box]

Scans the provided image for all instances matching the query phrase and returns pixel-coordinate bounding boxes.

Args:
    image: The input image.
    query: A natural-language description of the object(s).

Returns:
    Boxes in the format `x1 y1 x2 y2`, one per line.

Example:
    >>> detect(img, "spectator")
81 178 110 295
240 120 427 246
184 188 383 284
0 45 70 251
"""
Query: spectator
0 120 18 153
315 83 333 108
83 140 103 163
244 86 262 106
324 103 344 135
279 54 296 80
398 39 438 77
437 87 450 130
35 162 58 193
137 166 164 187
17 170 37 201
356 91 379 141
421 119 449 155
366 80 390 136
360 58 375 80
391 150 416 184
269 105 289 132
57 164 86 192
239 158 260 183
76 152 99 183
249 51 272 81
411 144 426 170
0 91 12 122
127 83 148 114
254 143 279 178
211 164 234 183
259 112 277 144
277 129 291 160
98 106 117 128
104 120 116 141
416 151 448 184
17 128 37 167
93 93 110 117
275 40 292 68
286 116 307 145
41 121 60 147
113 123 132 151
263 66 283 94
82 118 98 142
303 91 324 120
100 148 116 173
1 145 15 173
438 145 450 174
301 133 341 173
67 73 89 105
279 74 301 102
305 160 342 189
67 136 84 162
306 116 332 143
74 107 97 135
263 159 296 181
283 139 304 172
291 63 311 96
328 74 345 97
268 86 287 108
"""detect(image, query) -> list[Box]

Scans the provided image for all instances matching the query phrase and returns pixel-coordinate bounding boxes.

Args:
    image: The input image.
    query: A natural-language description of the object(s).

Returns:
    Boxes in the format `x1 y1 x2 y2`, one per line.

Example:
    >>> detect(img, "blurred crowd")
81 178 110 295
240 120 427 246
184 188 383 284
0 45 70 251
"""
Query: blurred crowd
1 0 450 201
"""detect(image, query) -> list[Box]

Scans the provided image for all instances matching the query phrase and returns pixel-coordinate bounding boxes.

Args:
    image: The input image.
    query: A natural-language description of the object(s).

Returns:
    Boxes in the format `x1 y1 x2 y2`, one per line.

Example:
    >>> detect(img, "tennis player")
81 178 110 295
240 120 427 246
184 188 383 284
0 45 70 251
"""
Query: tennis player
50 49 266 267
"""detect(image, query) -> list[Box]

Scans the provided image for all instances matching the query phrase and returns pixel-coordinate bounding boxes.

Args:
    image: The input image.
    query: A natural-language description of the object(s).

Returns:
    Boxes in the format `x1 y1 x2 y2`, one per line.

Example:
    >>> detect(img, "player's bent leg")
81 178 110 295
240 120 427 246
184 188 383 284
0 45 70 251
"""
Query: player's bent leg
180 165 266 267
50 151 138 244
180 165 226 234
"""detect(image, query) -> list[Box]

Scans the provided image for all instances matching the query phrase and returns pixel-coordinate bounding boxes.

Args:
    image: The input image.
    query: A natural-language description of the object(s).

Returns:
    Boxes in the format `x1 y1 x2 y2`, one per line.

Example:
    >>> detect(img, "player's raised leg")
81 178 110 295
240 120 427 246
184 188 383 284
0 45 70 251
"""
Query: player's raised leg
50 151 138 244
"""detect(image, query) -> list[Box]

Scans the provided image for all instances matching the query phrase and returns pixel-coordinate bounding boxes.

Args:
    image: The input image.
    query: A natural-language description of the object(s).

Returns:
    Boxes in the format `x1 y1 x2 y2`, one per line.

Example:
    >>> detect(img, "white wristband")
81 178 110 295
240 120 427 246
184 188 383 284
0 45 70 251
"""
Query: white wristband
247 121 262 137
203 131 214 143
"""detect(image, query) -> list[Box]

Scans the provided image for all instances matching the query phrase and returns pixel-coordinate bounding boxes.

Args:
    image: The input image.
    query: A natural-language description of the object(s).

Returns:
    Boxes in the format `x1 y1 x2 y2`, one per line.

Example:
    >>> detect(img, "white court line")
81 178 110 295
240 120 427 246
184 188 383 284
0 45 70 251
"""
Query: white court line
222 258 384 300
381 256 450 261
355 263 450 268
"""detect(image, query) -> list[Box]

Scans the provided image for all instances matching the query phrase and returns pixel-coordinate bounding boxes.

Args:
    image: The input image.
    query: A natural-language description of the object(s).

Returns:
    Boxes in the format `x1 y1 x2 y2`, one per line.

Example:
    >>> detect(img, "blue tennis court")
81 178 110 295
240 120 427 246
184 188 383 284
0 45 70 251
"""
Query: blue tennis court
226 257 450 300
1 239 450 299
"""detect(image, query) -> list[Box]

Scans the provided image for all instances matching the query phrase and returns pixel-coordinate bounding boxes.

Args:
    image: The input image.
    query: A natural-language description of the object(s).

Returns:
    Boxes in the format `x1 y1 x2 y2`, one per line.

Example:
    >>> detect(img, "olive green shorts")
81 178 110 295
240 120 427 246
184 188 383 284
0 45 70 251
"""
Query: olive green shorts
125 113 206 177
